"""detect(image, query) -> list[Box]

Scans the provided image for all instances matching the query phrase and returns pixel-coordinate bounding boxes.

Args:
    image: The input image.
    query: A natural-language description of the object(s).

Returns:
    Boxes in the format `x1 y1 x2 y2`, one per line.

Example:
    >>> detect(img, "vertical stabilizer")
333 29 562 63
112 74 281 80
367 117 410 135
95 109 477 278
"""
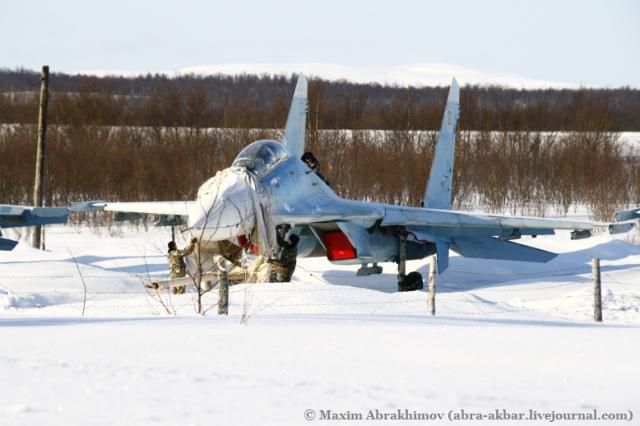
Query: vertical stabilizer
283 75 308 158
424 78 460 210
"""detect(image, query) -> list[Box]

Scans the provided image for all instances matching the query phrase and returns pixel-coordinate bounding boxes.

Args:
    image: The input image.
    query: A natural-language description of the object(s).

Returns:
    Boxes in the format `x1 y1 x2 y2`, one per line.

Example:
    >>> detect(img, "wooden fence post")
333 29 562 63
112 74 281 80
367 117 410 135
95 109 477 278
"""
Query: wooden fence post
32 65 50 249
593 258 602 322
428 255 436 316
218 272 229 315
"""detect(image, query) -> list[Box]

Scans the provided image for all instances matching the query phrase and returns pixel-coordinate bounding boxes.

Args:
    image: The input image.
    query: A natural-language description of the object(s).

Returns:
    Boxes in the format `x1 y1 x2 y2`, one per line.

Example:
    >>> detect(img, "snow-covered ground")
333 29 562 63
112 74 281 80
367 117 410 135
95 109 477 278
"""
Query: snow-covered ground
1 225 639 425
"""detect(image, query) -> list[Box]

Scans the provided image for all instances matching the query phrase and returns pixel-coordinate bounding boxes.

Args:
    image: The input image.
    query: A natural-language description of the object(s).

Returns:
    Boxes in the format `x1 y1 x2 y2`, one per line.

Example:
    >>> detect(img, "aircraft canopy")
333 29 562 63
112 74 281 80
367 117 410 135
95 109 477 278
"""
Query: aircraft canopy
232 140 289 176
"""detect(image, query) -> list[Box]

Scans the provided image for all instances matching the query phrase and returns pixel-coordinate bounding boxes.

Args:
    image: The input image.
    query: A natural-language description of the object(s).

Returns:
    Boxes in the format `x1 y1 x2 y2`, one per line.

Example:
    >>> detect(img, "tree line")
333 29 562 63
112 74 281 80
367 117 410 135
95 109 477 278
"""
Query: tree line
0 69 637 222
1 68 640 131
0 126 635 221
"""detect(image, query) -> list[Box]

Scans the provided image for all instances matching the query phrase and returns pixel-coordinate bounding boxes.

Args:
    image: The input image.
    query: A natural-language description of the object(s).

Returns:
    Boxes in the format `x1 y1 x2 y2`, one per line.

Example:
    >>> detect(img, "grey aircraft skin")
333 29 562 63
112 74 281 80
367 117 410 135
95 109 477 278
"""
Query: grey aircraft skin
0 205 69 250
72 75 635 290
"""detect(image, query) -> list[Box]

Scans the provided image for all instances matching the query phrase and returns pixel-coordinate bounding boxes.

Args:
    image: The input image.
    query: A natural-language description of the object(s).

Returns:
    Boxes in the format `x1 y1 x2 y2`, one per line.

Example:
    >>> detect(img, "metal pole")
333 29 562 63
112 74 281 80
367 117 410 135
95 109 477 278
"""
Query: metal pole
592 258 602 322
32 65 50 249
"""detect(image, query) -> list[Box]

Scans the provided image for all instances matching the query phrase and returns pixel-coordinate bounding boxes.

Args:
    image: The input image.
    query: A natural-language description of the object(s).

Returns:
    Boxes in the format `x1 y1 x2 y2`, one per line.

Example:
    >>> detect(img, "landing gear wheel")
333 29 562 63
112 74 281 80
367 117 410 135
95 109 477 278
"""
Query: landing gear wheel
398 272 424 292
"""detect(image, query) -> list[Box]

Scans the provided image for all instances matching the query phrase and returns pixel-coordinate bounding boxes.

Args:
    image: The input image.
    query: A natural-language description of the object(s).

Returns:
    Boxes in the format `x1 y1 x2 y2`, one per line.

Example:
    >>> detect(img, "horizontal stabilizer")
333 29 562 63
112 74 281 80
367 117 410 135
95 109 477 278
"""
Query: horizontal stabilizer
451 237 557 263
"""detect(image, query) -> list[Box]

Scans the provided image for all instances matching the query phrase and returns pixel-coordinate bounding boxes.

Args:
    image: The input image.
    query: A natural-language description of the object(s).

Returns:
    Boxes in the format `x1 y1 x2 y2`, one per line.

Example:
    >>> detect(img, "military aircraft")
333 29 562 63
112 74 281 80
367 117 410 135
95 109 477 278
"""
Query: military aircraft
74 75 635 291
0 205 69 250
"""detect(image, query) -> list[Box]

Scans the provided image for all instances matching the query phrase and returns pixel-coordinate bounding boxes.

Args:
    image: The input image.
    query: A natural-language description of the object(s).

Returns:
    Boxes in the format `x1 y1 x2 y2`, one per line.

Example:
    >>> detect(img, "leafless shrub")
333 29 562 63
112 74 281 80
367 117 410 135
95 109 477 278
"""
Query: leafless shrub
239 285 253 325
68 249 87 316
1 71 637 224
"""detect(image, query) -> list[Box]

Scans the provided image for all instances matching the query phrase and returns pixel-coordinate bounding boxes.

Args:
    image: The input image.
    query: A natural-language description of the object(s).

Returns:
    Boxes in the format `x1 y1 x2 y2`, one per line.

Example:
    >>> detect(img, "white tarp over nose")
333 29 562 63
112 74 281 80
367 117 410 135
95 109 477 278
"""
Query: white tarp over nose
191 167 277 258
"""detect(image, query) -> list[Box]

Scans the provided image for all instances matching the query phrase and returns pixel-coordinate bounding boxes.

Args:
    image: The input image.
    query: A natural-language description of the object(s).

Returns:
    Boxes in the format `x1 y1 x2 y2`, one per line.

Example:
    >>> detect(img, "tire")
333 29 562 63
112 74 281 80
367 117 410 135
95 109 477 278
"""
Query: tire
398 271 424 292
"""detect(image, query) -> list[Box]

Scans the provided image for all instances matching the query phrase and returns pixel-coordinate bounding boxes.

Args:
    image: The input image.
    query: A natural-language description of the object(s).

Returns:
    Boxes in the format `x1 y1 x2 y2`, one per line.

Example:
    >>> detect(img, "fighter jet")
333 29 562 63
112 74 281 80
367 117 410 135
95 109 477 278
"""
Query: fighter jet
75 75 635 291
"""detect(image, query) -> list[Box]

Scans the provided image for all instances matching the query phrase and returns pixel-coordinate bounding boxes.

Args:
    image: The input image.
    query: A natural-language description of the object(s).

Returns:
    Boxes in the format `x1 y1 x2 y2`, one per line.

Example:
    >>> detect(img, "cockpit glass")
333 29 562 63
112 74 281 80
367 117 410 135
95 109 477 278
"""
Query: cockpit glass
232 140 288 175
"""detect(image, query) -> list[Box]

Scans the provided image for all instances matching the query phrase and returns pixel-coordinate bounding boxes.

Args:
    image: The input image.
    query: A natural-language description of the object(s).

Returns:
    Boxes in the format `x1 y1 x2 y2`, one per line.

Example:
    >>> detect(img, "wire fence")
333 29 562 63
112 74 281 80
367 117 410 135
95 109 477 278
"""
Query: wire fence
1 261 638 323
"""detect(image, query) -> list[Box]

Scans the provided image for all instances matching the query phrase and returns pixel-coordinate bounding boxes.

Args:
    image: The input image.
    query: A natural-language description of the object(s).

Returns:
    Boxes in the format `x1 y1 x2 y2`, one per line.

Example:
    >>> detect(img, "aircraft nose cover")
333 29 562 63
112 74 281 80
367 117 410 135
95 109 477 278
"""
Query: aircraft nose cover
189 169 256 240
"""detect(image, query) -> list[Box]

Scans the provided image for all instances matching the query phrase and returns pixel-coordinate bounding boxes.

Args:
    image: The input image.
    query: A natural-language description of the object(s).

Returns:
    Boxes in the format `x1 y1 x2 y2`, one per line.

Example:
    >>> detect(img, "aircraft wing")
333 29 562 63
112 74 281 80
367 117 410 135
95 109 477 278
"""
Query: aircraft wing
104 201 193 217
272 198 384 228
273 200 634 272
70 201 193 217
273 198 617 234
384 205 633 271
381 206 606 232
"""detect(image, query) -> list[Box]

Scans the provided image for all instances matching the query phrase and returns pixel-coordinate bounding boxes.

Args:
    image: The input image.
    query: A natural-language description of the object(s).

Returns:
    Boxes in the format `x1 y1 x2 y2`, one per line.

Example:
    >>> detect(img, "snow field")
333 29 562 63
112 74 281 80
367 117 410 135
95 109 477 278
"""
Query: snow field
1 225 639 425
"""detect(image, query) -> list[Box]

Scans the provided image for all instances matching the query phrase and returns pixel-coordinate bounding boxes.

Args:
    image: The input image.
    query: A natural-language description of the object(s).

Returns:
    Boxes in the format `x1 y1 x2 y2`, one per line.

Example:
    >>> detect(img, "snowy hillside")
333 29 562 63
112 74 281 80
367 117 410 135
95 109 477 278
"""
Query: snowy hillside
1 225 639 425
177 63 580 89
74 63 583 89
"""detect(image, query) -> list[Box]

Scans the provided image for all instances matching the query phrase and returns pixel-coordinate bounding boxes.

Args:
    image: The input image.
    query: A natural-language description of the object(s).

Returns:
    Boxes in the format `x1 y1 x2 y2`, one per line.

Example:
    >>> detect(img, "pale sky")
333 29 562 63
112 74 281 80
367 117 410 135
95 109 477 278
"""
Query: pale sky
1 0 638 87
